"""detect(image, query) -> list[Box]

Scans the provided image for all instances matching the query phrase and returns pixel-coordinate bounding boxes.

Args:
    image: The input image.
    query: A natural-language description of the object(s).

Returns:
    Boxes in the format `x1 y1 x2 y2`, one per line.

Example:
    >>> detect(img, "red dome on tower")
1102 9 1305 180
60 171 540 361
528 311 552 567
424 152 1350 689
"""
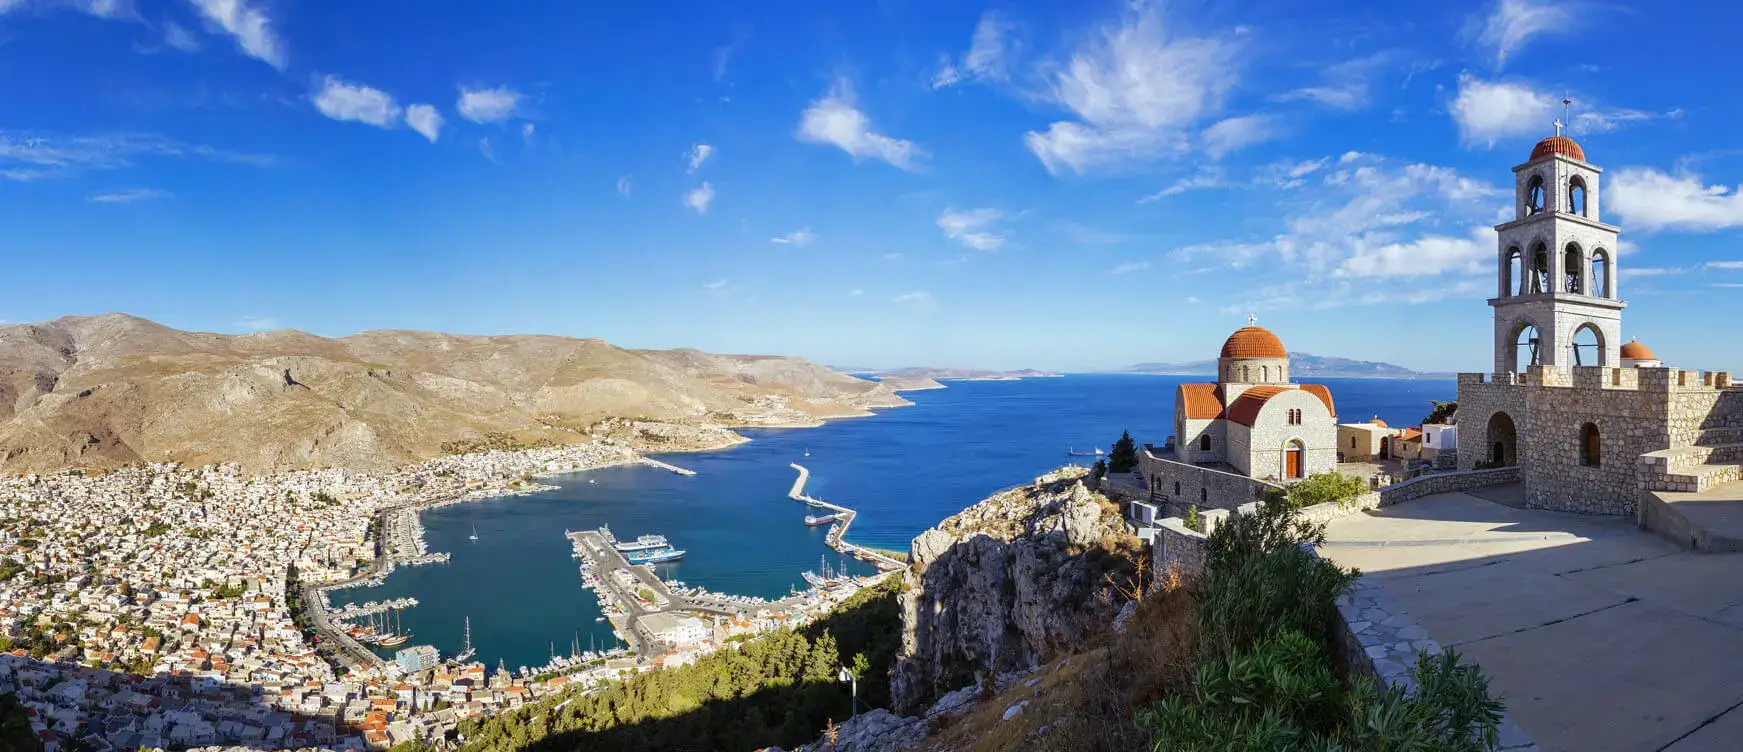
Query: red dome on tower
1620 340 1657 361
1220 326 1287 359
1530 135 1585 162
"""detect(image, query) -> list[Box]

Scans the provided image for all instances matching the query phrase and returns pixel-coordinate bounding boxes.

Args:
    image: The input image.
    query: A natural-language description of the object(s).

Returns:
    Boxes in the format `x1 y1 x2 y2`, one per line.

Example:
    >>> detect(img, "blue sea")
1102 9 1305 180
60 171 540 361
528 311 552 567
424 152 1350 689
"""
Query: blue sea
331 375 1453 672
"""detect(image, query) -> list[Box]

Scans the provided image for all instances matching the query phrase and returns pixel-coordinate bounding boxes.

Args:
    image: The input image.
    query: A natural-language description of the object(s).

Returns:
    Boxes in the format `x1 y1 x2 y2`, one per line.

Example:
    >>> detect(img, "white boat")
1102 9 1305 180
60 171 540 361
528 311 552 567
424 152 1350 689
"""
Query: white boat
613 534 671 553
469 526 478 541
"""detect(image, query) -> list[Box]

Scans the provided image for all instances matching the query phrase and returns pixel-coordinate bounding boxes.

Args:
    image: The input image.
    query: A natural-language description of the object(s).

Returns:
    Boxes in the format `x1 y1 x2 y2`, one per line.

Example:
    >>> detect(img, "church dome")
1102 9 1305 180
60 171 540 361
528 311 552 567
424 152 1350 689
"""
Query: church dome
1620 340 1657 361
1530 135 1585 162
1220 326 1287 359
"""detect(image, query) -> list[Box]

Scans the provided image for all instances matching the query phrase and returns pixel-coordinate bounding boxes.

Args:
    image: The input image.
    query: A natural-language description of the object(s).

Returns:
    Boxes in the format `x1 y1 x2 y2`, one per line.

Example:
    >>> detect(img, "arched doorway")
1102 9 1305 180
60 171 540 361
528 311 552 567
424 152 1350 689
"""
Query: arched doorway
1284 440 1305 479
1487 412 1518 467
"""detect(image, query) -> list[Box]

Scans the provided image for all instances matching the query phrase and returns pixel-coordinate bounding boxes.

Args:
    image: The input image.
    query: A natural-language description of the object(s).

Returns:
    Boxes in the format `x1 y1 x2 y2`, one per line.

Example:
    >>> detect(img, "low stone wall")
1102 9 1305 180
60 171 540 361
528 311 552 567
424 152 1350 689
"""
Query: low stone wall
1138 449 1282 516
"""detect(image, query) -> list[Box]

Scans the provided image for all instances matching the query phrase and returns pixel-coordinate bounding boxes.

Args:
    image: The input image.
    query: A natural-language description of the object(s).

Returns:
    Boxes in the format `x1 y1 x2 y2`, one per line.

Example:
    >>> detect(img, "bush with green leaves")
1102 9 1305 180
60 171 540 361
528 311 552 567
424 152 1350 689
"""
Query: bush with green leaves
1284 472 1368 511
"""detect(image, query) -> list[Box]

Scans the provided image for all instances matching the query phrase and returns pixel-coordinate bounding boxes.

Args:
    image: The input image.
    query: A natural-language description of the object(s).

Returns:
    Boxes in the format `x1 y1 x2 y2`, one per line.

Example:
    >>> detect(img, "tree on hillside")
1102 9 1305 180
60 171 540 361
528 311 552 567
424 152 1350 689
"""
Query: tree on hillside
1422 400 1457 426
1108 430 1138 473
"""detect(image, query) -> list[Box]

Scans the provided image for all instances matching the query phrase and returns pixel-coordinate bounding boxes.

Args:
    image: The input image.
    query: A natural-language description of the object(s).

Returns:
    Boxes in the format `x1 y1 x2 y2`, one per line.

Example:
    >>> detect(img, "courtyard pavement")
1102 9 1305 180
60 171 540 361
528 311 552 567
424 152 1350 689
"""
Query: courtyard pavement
1317 486 1743 752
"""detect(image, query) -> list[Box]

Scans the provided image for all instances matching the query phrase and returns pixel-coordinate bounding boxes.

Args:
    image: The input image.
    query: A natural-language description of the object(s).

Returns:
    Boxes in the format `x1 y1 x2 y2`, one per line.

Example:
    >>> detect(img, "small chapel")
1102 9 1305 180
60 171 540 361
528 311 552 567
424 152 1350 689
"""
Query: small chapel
1136 320 1339 514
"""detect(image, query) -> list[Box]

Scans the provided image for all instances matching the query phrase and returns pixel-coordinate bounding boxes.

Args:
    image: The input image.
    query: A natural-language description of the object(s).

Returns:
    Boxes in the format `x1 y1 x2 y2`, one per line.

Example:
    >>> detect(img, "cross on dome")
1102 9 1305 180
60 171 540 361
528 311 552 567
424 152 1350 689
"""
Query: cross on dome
1248 313 1256 327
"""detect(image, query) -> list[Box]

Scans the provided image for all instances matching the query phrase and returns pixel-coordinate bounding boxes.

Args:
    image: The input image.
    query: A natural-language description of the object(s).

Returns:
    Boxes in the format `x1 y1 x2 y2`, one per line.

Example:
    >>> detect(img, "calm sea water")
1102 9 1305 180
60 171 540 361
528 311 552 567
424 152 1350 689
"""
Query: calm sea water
332 375 1453 672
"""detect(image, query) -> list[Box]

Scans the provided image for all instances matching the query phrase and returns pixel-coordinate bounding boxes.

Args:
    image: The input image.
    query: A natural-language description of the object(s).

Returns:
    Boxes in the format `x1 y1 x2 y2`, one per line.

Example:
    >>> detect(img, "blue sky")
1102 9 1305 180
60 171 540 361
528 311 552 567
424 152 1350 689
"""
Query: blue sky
2 0 1740 372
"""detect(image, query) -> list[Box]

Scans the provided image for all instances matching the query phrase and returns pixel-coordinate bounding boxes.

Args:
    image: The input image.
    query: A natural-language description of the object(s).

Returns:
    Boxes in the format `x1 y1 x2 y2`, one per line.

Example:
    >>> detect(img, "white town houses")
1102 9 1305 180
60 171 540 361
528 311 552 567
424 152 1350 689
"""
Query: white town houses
1136 322 1340 515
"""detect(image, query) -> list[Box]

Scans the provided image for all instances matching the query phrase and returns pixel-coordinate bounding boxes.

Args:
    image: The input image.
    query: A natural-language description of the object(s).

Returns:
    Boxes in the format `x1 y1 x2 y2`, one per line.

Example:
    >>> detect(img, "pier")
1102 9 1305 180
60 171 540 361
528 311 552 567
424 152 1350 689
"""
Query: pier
330 597 419 620
787 464 906 571
639 457 697 476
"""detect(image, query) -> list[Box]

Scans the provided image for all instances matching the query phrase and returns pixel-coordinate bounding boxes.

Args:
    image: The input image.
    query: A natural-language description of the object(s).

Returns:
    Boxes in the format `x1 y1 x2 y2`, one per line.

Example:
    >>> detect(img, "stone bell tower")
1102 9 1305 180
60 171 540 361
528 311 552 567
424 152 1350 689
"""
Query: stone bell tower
1489 112 1625 374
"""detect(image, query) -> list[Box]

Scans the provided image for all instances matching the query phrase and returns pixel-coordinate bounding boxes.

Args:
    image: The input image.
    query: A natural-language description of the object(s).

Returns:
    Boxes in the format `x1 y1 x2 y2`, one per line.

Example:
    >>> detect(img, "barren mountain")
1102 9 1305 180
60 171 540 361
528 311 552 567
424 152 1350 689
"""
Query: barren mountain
0 314 911 474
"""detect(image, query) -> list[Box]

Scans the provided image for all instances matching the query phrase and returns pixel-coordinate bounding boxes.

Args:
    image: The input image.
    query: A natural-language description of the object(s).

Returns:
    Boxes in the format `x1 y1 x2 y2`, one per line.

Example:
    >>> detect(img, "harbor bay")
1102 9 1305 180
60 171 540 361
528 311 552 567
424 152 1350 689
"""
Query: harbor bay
331 374 1455 673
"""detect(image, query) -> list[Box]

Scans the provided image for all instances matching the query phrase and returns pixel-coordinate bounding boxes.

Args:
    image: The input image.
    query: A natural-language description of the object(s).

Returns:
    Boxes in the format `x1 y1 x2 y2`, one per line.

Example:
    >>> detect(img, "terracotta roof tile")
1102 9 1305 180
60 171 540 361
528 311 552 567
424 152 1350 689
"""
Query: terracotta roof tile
1227 386 1289 427
1300 384 1336 418
1178 383 1225 420
1530 135 1585 162
1220 326 1288 359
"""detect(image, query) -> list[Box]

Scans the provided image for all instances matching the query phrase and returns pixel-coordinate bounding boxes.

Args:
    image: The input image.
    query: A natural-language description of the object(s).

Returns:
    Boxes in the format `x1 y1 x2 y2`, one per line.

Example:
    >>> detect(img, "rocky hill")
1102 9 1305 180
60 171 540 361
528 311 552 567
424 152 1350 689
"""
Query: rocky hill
1113 352 1451 379
0 314 912 474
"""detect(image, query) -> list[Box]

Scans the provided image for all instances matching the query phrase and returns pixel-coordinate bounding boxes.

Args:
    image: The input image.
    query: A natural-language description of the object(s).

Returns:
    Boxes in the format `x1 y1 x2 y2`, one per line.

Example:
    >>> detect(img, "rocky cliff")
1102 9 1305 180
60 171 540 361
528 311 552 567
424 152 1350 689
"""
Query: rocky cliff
0 314 913 474
890 466 1140 714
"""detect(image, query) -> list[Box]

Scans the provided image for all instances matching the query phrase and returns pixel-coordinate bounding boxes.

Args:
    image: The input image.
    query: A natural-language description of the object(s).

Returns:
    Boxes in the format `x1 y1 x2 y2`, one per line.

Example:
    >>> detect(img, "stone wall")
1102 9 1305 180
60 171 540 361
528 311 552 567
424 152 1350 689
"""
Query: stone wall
1137 447 1280 516
1175 417 1224 465
1239 388 1338 481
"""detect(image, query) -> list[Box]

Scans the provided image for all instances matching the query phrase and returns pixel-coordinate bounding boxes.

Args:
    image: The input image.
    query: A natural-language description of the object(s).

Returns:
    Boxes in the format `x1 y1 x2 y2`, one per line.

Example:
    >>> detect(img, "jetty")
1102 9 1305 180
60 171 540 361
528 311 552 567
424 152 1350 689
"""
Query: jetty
331 597 419 620
787 464 906 571
639 458 697 476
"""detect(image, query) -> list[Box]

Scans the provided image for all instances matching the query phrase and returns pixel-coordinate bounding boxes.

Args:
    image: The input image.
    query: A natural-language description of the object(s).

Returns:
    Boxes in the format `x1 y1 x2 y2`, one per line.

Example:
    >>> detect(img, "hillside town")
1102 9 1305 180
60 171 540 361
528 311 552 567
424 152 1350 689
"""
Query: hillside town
0 438 882 751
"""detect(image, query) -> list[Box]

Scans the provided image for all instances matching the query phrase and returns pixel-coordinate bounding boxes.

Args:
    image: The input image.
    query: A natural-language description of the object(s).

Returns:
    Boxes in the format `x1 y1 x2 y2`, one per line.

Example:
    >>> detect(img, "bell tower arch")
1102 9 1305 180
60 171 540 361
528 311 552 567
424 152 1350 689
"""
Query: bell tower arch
1490 117 1624 374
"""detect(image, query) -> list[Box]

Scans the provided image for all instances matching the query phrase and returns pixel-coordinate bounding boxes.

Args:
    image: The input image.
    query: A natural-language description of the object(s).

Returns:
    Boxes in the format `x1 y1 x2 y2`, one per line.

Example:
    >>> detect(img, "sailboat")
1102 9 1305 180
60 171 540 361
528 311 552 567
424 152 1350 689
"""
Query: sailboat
454 616 476 663
804 448 811 457
377 609 410 647
469 526 479 542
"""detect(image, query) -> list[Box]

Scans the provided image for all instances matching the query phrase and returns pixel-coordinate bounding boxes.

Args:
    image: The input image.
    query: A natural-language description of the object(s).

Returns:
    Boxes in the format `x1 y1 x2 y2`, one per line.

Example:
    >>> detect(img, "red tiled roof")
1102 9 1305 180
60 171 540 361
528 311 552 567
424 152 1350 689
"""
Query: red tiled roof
1530 135 1585 162
1620 340 1656 360
1220 326 1288 359
1178 383 1225 420
1227 386 1289 427
1300 384 1336 418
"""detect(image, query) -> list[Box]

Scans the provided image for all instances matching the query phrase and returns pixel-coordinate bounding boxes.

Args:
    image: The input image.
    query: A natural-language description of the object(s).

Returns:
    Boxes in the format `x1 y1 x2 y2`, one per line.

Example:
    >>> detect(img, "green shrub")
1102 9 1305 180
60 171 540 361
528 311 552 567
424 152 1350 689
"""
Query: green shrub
1284 472 1368 511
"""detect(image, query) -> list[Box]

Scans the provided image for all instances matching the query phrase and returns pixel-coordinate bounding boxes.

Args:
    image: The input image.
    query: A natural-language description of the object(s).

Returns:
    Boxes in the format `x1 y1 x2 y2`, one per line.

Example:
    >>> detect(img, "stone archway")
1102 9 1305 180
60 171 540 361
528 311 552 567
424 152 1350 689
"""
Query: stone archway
1487 412 1518 467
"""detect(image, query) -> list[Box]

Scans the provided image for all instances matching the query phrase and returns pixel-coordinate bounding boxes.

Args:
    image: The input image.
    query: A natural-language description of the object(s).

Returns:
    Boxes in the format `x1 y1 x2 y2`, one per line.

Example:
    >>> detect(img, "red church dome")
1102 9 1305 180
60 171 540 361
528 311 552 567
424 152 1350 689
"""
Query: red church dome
1220 326 1287 359
1530 135 1585 162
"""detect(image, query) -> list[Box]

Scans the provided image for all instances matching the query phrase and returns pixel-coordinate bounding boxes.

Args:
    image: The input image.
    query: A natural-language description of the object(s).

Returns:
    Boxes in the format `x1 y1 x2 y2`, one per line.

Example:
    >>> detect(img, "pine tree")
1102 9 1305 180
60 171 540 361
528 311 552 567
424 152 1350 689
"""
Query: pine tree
1109 429 1139 473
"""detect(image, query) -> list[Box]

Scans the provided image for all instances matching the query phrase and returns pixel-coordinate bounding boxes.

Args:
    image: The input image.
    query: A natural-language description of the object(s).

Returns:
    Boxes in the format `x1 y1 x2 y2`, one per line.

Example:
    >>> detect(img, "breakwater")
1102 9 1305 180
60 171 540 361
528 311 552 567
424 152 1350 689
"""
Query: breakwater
788 464 906 571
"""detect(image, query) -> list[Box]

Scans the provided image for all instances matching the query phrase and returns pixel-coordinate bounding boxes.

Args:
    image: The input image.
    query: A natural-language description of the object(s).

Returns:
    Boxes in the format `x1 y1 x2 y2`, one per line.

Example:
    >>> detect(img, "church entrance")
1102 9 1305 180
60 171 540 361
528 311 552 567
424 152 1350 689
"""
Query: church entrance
1486 412 1518 467
1285 440 1304 479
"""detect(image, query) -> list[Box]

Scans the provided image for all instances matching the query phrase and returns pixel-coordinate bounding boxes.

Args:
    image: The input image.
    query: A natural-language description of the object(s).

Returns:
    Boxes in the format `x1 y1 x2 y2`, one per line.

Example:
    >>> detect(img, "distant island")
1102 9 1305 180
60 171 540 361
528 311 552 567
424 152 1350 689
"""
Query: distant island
835 366 1065 383
1108 352 1453 380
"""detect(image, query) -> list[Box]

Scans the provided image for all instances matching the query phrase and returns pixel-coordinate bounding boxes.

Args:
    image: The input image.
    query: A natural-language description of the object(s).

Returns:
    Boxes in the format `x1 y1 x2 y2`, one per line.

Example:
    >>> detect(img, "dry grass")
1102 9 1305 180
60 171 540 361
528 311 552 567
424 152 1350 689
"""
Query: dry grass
923 576 1199 752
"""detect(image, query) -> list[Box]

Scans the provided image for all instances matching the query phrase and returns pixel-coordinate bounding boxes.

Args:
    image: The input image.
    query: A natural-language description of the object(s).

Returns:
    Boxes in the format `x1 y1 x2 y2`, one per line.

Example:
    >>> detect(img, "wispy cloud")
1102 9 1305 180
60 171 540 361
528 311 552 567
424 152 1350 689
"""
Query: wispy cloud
1706 261 1743 270
1474 0 1573 70
1140 166 1227 202
520 123 535 144
701 278 729 291
1274 51 1401 110
687 143 714 172
477 138 497 164
937 207 1005 251
1610 168 1743 232
232 315 279 331
313 76 400 128
1451 75 1671 147
932 11 1015 89
1056 221 1127 245
797 79 924 171
405 104 443 143
0 131 272 181
1107 261 1149 275
88 187 171 203
1202 115 1281 159
161 21 199 52
616 175 632 198
882 252 904 262
184 0 285 69
1024 5 1240 175
684 182 715 214
1621 267 1688 278
892 291 933 304
457 85 521 123
771 228 815 245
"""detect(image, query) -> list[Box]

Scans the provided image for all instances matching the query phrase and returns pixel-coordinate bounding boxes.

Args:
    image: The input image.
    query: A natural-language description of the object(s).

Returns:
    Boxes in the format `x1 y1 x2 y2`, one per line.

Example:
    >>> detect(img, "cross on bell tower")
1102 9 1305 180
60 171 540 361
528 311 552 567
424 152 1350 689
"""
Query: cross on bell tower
1487 119 1626 374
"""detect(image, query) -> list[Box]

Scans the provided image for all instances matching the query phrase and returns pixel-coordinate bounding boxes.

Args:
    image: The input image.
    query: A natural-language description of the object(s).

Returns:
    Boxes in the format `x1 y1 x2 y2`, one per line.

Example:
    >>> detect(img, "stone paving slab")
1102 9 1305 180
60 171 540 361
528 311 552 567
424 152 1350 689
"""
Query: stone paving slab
1456 599 1743 752
1663 702 1743 752
1563 550 1743 620
1373 558 1631 647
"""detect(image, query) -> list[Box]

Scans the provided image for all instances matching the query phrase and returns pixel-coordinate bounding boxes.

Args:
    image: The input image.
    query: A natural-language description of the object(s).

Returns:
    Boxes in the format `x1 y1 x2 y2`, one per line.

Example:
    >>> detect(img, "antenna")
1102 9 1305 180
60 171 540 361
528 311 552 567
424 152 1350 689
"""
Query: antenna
1556 96 1573 136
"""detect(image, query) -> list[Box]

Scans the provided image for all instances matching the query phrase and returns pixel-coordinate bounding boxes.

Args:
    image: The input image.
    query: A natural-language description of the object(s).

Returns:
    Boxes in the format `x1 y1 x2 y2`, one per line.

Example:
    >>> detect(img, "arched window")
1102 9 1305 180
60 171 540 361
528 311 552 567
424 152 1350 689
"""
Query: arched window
1174 481 1181 496
1514 324 1541 372
1261 365 1269 382
1527 175 1546 216
1569 178 1588 217
1199 434 1211 452
1572 324 1604 367
1591 250 1610 298
1564 244 1585 294
1505 247 1523 297
1529 243 1550 294
1581 423 1601 466
1241 366 1251 382
1351 436 1357 449
1200 488 1207 504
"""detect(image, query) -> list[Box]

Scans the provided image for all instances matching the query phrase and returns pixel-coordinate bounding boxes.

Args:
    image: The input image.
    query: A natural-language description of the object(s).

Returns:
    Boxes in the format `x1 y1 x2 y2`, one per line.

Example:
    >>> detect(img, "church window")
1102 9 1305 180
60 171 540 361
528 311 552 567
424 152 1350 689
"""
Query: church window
1199 434 1211 452
1529 243 1550 294
1351 437 1357 449
1580 423 1601 466
1569 178 1588 217
1262 365 1269 381
1591 250 1610 298
1505 247 1523 297
1174 481 1180 496
1527 175 1546 216
1200 488 1207 504
1564 244 1584 294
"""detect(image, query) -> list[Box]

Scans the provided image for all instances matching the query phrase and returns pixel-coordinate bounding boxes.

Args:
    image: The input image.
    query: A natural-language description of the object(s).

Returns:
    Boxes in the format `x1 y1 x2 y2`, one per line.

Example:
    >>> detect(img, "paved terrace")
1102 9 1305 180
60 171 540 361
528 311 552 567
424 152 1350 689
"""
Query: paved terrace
1317 485 1743 752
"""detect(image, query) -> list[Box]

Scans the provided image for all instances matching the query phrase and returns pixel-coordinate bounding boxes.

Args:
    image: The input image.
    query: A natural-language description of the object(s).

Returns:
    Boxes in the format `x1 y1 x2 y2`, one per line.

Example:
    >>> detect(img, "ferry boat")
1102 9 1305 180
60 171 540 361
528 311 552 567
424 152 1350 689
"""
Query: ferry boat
624 547 686 564
804 512 841 526
613 534 671 554
1067 447 1105 457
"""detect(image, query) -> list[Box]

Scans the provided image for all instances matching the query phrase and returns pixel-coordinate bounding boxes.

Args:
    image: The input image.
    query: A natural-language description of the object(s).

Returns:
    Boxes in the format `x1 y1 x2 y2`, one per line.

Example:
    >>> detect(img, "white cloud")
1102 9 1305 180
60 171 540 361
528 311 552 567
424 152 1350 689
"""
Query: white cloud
1574 107 1682 134
233 315 279 331
313 76 401 128
1202 115 1280 158
1273 51 1400 110
457 86 521 123
1621 267 1688 278
521 123 535 143
1706 261 1743 270
702 278 729 291
934 11 1015 89
1185 296 1201 305
1335 227 1492 278
405 104 443 143
1258 157 1333 189
797 79 924 171
1107 261 1149 275
1476 0 1572 70
771 228 815 245
882 252 904 262
1141 166 1226 202
1609 168 1743 232
616 175 632 197
1449 74 1557 146
684 182 715 214
0 131 273 180
478 138 496 163
184 0 285 69
1024 6 1239 175
88 188 171 203
162 21 199 51
937 207 1005 251
893 291 933 304
687 143 713 172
